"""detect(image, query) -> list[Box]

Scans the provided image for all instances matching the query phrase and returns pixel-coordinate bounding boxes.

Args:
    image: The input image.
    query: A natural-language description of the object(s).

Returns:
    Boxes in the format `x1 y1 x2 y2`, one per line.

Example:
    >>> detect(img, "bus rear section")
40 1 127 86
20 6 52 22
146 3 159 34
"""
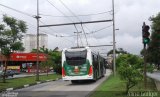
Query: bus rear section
62 48 93 81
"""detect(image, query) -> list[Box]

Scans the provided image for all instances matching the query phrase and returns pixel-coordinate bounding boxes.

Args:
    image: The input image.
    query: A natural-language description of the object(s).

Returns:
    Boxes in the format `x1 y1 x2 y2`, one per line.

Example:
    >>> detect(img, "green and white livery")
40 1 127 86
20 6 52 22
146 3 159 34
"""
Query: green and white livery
62 47 106 83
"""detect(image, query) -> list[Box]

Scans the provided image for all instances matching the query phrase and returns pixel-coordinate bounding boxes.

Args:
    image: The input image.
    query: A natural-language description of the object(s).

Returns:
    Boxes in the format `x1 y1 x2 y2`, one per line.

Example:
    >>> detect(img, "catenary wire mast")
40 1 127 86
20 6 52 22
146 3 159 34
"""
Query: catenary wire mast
112 0 116 76
35 0 41 81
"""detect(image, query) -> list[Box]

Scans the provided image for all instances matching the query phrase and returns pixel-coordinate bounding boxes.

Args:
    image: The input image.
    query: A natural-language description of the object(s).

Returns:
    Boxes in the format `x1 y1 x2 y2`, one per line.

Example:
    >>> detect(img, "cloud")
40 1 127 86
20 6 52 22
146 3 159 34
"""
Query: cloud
116 34 143 54
0 0 159 55
47 33 142 55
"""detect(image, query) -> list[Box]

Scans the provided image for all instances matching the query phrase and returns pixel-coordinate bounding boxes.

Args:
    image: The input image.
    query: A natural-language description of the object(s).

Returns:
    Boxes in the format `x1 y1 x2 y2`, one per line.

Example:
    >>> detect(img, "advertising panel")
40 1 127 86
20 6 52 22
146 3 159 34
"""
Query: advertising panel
7 66 20 69
10 53 47 61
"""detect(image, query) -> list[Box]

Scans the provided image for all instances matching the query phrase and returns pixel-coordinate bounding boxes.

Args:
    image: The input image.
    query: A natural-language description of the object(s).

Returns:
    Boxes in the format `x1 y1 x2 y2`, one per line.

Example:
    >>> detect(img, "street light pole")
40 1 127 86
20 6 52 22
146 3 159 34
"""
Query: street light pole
112 0 116 76
35 0 41 81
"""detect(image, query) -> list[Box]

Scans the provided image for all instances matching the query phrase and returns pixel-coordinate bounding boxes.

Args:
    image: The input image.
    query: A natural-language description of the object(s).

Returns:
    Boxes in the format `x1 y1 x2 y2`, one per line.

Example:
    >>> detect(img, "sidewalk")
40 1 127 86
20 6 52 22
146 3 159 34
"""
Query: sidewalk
147 71 160 81
147 71 160 91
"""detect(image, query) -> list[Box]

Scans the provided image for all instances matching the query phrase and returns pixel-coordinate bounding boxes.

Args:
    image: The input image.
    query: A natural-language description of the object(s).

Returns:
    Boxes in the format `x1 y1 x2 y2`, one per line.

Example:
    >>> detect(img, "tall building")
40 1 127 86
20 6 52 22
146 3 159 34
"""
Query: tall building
24 34 48 52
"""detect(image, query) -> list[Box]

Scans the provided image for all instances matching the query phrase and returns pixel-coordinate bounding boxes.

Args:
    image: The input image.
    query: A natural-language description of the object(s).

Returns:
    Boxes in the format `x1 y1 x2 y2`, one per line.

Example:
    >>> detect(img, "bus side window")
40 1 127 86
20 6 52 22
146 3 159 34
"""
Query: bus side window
92 54 97 68
93 55 96 65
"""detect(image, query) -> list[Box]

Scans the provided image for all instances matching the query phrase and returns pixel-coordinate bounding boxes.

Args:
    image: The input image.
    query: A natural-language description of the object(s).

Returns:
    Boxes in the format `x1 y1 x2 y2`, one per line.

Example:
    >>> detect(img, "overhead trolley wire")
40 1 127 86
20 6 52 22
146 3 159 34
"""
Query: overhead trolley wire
46 0 82 38
86 24 113 34
40 11 112 18
0 2 82 46
0 3 34 18
59 0 82 22
59 0 91 31
46 0 74 23
0 8 72 38
81 24 89 46
47 0 85 46
59 0 92 44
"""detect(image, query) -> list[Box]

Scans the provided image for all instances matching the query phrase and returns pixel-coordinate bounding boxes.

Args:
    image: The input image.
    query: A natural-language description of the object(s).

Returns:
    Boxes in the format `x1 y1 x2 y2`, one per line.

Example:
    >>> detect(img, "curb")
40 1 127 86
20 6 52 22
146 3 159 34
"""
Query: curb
46 80 50 82
6 88 13 91
37 82 41 84
1 77 61 93
24 84 29 88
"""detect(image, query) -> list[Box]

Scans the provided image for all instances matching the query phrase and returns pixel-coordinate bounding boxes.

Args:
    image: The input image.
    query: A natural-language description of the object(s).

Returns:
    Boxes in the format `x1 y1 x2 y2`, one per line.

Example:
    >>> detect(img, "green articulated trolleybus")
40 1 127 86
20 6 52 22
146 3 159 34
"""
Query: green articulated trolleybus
62 47 107 83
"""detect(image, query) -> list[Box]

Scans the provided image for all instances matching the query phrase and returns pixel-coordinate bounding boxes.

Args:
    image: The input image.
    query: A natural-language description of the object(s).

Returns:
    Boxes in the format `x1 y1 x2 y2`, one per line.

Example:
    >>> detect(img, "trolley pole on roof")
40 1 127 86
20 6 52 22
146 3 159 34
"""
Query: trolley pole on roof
112 0 116 76
74 31 82 47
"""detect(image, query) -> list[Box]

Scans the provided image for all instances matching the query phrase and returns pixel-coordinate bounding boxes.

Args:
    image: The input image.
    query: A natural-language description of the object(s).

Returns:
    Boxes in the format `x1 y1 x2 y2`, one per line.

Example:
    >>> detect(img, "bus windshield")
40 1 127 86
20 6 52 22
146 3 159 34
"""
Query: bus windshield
65 50 87 66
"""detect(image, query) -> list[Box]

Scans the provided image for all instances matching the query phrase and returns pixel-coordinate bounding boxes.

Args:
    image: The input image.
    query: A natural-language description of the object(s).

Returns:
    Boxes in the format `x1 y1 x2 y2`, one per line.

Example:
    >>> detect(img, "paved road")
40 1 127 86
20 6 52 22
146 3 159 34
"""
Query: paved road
147 71 160 91
13 69 111 97
147 71 160 81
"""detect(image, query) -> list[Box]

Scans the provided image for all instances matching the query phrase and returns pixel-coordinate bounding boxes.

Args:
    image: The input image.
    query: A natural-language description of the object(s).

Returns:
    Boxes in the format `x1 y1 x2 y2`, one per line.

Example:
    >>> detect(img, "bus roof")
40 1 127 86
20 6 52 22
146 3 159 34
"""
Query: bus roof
63 47 89 52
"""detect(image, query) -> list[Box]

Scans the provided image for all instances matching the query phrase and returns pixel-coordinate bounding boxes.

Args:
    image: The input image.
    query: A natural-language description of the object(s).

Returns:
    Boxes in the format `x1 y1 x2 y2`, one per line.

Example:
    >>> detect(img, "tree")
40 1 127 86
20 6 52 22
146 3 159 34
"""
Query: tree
116 54 143 94
49 50 62 74
0 15 27 82
32 47 62 74
147 12 160 70
40 58 54 76
31 46 49 54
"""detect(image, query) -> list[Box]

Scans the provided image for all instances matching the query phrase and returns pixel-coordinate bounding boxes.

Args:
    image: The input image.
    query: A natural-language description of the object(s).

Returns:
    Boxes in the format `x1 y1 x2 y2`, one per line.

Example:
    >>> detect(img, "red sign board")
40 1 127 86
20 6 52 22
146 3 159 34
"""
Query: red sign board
10 53 47 61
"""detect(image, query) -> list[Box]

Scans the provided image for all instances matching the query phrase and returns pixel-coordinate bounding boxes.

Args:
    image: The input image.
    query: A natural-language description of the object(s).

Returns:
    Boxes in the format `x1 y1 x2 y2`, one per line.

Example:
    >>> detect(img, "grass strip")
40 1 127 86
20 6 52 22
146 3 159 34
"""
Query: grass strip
90 74 158 97
0 74 61 92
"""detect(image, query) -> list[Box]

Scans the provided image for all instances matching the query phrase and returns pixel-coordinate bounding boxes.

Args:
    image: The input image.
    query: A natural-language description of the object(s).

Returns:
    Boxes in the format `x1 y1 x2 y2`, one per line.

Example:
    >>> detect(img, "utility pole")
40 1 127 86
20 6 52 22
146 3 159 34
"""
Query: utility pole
112 0 116 76
74 32 82 47
35 0 41 81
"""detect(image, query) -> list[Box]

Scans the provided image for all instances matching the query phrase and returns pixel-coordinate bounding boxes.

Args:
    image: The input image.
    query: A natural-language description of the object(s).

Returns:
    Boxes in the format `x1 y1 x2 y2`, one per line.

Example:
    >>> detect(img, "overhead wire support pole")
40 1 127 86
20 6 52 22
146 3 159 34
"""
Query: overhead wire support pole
39 19 112 27
35 0 41 81
112 0 116 76
0 3 33 17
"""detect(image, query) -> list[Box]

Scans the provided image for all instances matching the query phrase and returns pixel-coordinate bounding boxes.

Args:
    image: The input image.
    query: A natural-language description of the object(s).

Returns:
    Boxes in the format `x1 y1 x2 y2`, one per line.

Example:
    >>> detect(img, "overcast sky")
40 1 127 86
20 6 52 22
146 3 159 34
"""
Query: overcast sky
0 0 160 55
